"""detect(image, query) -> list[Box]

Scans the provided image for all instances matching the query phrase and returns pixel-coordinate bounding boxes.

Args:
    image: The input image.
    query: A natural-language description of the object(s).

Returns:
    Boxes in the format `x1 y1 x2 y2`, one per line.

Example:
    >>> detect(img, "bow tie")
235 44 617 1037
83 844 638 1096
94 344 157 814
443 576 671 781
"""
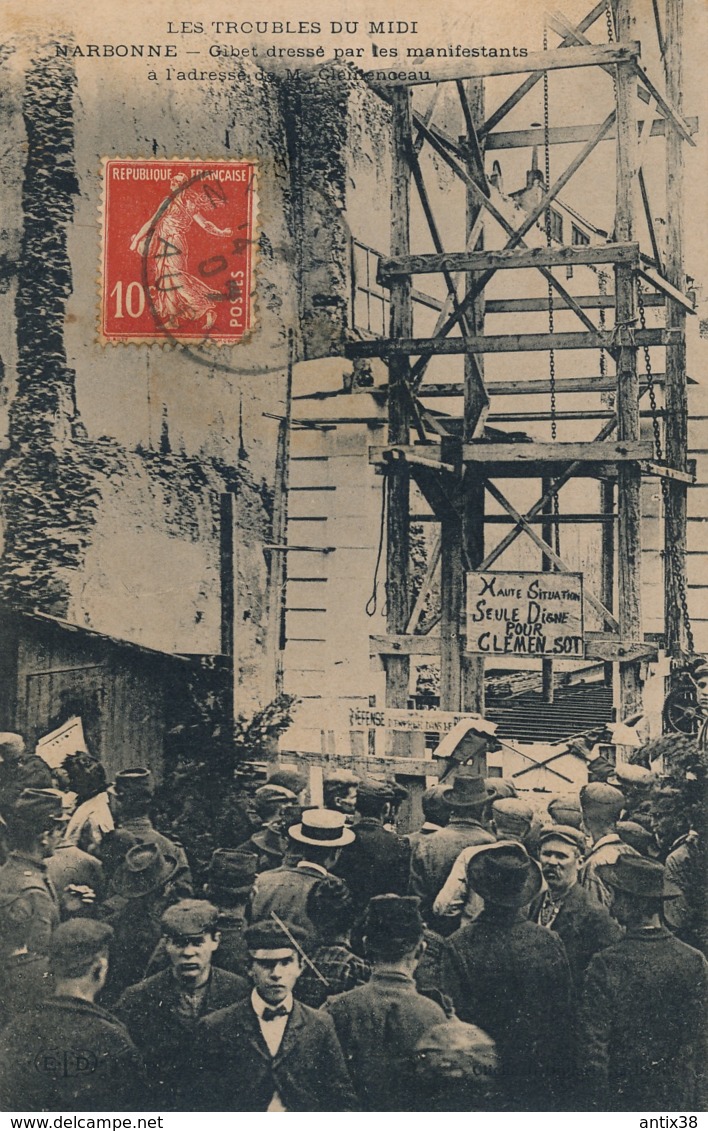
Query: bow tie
262 1004 289 1022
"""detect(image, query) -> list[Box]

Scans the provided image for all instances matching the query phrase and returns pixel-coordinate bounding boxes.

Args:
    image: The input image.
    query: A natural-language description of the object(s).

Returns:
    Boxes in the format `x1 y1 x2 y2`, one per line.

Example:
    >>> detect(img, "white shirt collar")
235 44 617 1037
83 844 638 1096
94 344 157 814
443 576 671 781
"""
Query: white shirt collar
295 860 328 877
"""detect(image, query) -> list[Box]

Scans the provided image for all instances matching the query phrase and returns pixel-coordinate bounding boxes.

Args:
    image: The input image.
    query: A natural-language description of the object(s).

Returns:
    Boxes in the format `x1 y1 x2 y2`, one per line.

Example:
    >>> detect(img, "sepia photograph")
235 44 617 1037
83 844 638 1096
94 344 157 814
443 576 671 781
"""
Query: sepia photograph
0 0 705 1116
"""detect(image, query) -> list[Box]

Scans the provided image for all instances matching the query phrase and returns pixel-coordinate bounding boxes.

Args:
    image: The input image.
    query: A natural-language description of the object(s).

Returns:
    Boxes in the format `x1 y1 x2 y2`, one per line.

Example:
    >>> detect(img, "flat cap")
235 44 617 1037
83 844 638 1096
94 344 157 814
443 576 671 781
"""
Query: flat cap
538 824 587 853
547 795 583 830
13 788 65 829
357 778 397 803
50 919 114 978
580 782 625 816
254 784 297 805
267 769 308 796
610 764 655 787
0 733 25 761
207 849 258 895
492 798 534 833
161 899 219 939
245 919 309 955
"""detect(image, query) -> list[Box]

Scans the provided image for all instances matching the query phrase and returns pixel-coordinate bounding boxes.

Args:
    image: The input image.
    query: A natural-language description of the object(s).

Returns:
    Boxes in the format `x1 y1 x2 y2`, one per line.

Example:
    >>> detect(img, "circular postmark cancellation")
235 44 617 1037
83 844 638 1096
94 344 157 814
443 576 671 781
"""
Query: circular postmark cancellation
99 158 278 373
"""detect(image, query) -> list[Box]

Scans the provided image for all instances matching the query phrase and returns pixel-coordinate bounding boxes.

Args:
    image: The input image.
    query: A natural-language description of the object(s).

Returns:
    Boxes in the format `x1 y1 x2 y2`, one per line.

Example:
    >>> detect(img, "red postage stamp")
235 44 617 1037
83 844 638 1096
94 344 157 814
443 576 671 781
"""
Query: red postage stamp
99 158 257 345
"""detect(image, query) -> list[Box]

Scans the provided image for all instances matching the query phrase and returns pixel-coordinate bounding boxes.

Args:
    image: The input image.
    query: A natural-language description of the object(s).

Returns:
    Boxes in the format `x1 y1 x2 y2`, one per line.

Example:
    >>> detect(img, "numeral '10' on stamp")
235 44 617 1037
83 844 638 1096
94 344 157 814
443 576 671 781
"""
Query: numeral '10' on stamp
100 158 257 345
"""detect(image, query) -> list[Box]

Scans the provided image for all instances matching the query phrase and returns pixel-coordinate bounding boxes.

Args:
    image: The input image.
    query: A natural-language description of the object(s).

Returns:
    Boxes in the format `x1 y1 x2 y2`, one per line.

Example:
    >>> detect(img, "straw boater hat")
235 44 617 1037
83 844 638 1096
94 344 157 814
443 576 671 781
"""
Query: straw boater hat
467 842 543 908
442 769 497 811
287 809 355 847
597 855 681 901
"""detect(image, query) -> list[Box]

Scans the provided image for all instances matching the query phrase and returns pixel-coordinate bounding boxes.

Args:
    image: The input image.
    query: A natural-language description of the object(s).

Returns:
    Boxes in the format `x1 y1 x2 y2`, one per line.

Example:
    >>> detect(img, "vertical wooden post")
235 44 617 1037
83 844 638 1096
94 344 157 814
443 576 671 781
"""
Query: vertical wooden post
461 78 486 715
264 332 294 699
220 491 239 721
385 88 412 732
541 477 555 703
614 0 643 716
601 479 616 687
663 0 689 655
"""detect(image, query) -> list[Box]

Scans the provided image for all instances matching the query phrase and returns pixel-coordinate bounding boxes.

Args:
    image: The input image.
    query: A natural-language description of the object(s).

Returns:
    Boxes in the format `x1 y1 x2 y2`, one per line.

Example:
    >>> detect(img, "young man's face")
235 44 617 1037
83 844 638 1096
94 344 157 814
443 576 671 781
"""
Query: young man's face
336 786 358 815
695 674 708 712
539 839 579 894
250 947 302 1004
164 931 220 987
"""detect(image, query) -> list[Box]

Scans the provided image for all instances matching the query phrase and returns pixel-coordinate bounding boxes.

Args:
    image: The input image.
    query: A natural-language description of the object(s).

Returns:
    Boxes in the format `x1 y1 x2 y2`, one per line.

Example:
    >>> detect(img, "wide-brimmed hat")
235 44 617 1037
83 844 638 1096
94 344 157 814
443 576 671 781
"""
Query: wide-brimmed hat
251 822 288 858
206 849 258 896
597 855 680 900
442 770 497 810
467 842 543 908
288 809 355 847
113 842 178 898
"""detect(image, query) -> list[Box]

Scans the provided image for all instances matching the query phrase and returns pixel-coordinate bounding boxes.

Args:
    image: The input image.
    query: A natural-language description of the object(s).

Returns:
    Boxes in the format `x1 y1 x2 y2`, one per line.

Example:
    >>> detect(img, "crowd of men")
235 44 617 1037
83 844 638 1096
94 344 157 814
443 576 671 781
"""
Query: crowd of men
0 729 704 1113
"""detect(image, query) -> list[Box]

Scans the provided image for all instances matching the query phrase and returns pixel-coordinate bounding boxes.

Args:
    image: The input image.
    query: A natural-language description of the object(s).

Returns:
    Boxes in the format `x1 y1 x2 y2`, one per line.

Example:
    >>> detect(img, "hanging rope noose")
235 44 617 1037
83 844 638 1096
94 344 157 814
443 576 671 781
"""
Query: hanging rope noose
366 475 388 617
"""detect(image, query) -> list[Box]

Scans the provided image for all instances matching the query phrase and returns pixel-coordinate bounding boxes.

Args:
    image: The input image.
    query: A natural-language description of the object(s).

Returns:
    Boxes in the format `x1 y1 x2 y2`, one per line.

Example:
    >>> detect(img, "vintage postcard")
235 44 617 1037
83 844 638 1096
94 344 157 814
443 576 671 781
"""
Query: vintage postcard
0 0 706 1117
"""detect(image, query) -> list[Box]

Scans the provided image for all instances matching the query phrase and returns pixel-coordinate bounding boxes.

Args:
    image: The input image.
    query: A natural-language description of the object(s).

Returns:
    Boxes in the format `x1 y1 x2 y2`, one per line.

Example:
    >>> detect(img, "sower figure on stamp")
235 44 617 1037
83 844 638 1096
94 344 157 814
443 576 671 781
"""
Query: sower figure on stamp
116 899 248 1110
130 172 233 332
579 855 708 1111
0 920 144 1112
195 919 358 1111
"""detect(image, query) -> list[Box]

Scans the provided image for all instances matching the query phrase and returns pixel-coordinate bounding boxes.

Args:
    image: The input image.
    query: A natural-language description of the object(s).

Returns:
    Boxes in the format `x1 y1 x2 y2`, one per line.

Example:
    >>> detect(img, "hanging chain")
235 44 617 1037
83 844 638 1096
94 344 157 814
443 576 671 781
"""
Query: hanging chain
543 22 560 556
637 279 695 654
605 0 616 43
598 271 608 379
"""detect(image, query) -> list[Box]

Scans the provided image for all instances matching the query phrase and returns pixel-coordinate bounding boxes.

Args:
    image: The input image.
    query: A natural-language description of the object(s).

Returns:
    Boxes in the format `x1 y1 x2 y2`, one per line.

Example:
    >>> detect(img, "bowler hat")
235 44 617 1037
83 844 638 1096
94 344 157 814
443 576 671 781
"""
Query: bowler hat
13 788 64 830
538 824 587 854
288 809 355 847
251 822 288 858
245 919 309 956
467 842 543 908
113 767 153 795
113 842 178 898
50 919 113 978
597 855 680 900
363 895 424 957
206 849 258 895
442 770 496 810
161 899 219 939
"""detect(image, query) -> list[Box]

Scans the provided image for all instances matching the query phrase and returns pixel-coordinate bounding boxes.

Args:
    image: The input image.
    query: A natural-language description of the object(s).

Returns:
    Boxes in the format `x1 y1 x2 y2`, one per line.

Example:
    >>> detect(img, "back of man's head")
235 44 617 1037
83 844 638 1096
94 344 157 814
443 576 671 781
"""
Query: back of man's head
50 919 113 982
362 895 424 963
579 782 625 831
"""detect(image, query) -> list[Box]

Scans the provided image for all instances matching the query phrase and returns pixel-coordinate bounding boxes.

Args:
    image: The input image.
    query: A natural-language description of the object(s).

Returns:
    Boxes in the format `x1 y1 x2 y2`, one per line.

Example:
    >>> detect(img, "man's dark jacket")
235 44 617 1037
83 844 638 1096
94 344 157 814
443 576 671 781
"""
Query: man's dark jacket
334 818 410 912
0 995 144 1111
441 906 574 1109
528 882 623 991
196 996 358 1111
579 925 708 1111
116 966 248 1109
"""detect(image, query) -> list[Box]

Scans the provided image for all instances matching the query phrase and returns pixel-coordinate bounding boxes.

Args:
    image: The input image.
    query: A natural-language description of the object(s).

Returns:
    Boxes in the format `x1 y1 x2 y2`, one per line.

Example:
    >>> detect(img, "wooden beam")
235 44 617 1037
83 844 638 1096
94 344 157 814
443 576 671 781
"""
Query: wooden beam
584 637 658 662
663 0 690 655
633 60 697 146
642 462 695 485
371 633 442 656
462 441 652 464
379 242 640 278
485 117 698 150
405 534 441 633
480 1 607 136
615 0 643 716
381 446 456 474
483 294 665 312
483 479 620 630
386 88 413 731
419 375 668 396
347 328 675 358
638 266 696 315
369 42 640 86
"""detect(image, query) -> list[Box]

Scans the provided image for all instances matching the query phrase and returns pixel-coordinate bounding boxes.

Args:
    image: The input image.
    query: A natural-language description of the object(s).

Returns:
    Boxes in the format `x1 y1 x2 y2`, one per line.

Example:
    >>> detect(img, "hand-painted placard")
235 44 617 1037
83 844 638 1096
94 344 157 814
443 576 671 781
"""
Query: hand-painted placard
466 571 584 657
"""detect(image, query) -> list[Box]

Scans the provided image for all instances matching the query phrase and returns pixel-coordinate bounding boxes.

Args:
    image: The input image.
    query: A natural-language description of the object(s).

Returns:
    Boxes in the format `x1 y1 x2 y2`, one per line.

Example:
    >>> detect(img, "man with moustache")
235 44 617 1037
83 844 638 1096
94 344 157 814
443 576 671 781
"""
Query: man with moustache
528 825 622 992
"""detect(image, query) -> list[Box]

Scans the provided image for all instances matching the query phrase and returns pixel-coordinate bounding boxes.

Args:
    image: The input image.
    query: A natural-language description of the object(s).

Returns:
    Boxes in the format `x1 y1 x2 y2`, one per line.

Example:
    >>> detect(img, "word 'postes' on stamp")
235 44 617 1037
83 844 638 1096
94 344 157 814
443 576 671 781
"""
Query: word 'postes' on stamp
100 158 256 345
